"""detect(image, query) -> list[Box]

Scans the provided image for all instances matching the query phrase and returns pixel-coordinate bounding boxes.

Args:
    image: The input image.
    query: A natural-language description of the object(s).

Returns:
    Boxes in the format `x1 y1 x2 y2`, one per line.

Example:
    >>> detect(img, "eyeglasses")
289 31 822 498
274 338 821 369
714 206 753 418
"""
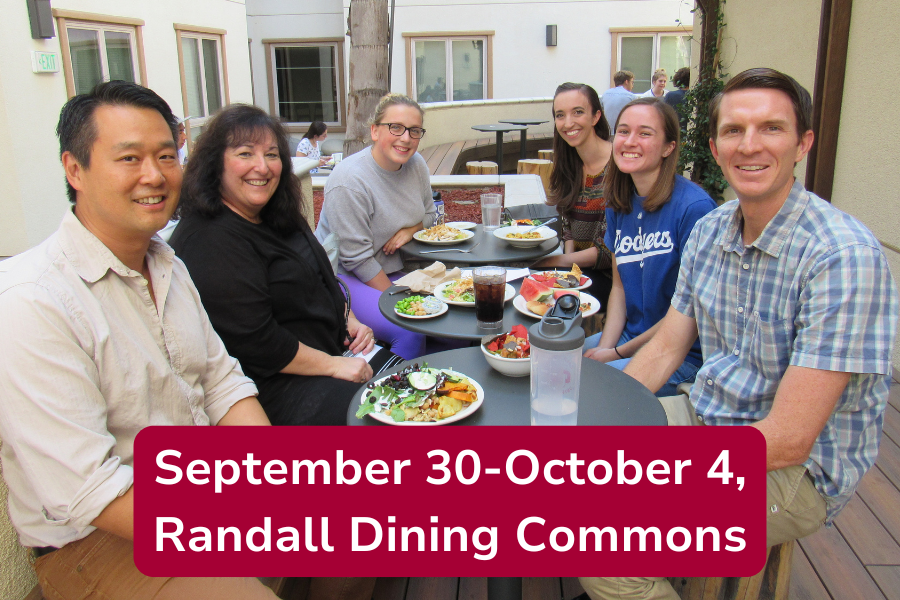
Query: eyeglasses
377 123 426 139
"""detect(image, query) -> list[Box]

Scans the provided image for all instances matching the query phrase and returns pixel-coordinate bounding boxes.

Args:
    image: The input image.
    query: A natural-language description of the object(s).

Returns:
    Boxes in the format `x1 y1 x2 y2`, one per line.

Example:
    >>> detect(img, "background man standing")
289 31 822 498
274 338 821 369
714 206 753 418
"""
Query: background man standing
601 70 636 130
579 67 898 599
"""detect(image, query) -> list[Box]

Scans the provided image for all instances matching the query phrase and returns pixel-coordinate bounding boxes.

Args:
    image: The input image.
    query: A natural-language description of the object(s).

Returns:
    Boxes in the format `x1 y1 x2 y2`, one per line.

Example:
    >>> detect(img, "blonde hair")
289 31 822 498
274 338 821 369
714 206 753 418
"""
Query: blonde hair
651 69 668 83
369 93 424 126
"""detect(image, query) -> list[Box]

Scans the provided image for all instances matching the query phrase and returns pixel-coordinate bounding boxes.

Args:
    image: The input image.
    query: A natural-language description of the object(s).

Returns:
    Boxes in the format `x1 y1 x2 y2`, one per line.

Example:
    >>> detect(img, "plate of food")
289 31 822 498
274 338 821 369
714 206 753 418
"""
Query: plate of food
528 264 592 291
394 296 448 319
445 221 477 230
433 277 515 307
413 225 475 245
356 365 484 425
492 225 558 248
513 288 600 319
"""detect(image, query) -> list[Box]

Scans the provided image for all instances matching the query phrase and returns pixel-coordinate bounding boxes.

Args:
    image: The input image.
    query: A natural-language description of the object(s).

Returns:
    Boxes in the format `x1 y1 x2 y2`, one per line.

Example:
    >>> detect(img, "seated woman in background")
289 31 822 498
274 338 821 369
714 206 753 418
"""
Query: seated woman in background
315 93 436 359
170 104 391 427
535 82 614 309
296 120 330 173
583 98 716 395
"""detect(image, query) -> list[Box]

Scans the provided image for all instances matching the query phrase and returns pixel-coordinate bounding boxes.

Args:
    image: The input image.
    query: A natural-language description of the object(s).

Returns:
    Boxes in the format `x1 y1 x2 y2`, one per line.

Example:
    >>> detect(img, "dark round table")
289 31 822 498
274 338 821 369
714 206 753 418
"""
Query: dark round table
347 347 666 426
399 224 559 266
498 118 549 159
471 123 528 170
379 278 535 341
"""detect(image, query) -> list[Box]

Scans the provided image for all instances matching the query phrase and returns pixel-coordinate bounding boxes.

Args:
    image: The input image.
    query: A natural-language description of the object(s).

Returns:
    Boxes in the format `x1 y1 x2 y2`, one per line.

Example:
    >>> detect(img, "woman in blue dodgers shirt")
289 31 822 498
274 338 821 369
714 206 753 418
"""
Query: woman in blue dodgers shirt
583 97 716 396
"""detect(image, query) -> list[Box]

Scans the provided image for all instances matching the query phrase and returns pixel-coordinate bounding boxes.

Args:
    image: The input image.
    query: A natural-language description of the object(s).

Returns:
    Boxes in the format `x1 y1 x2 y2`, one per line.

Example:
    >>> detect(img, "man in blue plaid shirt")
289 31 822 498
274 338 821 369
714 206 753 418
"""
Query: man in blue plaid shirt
580 68 899 600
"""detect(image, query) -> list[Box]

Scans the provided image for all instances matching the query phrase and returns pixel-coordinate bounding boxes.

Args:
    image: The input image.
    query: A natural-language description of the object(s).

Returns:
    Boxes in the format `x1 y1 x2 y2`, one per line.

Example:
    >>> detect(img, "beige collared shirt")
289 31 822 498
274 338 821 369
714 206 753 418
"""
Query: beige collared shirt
0 211 258 548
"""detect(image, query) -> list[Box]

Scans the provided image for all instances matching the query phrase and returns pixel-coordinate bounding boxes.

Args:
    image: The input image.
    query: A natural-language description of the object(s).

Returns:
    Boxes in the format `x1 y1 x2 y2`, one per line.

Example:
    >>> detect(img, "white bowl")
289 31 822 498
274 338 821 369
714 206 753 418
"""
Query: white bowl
493 225 558 248
481 337 531 377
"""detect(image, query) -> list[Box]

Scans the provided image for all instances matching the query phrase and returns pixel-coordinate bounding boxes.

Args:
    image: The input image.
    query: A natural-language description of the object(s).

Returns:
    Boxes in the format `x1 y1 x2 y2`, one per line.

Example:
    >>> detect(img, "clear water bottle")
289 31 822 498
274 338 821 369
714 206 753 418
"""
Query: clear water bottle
529 295 584 425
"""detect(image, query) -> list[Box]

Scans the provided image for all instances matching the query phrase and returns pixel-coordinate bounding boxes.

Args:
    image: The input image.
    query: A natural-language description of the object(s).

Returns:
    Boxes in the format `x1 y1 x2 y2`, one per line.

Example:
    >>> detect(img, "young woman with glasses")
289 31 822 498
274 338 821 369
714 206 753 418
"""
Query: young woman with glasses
315 93 435 359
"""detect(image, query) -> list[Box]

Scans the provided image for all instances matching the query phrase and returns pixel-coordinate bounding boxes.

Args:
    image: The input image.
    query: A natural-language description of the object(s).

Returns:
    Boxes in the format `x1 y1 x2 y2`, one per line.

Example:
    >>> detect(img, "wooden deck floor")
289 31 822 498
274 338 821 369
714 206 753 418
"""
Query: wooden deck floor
419 134 553 175
294 371 900 600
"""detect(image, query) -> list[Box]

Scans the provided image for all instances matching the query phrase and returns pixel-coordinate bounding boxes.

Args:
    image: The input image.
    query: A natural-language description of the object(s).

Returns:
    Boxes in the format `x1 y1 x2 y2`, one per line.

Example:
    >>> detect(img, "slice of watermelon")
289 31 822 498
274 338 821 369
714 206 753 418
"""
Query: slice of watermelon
553 289 580 300
520 277 553 302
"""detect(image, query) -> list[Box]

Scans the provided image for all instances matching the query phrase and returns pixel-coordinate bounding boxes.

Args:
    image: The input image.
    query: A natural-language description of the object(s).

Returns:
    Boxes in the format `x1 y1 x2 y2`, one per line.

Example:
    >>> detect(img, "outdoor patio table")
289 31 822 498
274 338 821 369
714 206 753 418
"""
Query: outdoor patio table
498 118 549 159
471 123 528 171
346 346 666 426
378 278 534 341
399 225 559 266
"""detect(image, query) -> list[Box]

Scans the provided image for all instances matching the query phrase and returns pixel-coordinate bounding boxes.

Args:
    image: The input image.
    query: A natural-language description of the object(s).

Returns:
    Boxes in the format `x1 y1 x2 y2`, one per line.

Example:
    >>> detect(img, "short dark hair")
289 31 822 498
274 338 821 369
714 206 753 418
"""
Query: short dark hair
176 104 307 236
709 67 812 140
673 67 691 89
548 82 610 215
303 120 328 139
56 80 177 203
605 98 681 214
613 71 634 87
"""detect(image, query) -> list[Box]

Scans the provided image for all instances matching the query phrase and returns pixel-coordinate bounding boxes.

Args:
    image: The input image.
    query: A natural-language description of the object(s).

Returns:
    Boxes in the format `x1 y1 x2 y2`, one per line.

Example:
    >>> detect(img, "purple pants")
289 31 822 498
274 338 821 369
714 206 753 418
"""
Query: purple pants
339 272 426 360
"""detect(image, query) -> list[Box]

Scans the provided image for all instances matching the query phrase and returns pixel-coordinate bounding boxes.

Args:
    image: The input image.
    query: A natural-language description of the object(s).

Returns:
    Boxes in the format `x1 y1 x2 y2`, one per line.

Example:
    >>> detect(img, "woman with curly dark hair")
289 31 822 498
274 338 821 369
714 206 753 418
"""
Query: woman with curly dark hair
169 104 389 431
534 82 614 309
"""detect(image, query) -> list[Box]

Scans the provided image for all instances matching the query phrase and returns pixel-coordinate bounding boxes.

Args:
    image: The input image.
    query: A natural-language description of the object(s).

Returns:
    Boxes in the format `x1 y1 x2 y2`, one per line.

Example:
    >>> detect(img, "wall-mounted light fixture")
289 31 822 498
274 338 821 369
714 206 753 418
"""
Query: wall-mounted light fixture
546 25 557 47
27 0 55 39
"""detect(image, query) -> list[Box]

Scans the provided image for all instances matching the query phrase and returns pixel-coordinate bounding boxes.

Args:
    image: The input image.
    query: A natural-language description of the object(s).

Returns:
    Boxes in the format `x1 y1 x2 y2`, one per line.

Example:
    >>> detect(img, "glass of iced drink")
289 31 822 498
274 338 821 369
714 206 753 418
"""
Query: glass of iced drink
473 266 506 329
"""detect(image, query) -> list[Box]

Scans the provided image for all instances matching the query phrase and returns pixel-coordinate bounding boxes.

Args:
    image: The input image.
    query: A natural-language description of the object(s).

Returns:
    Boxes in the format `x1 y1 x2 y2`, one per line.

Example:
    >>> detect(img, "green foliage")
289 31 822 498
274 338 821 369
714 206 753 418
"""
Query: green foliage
677 1 729 202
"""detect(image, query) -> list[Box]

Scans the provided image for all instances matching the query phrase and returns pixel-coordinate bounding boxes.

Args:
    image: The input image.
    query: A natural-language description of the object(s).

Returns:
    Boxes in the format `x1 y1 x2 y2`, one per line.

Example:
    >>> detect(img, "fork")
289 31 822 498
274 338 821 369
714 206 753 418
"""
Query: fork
420 242 480 255
525 218 557 233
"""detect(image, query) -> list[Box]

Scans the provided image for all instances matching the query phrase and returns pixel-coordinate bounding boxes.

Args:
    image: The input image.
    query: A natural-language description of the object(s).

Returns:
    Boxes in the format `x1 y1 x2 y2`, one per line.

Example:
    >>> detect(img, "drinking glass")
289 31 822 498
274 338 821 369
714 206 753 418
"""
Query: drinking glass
481 193 503 232
473 266 506 329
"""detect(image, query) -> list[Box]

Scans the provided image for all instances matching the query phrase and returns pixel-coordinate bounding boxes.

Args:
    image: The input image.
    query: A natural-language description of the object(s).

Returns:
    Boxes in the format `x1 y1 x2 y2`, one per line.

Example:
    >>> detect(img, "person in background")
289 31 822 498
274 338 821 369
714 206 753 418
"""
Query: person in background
583 98 716 395
664 67 692 130
600 70 636 135
296 120 331 173
535 82 614 309
641 68 668 99
176 115 192 165
170 105 397 429
0 80 276 599
579 67 899 600
315 93 435 359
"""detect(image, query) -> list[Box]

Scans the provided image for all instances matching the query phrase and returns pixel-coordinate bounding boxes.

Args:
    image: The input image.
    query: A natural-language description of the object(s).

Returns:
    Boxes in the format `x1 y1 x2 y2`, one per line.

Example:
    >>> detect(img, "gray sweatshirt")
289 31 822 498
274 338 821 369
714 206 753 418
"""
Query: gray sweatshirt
316 146 435 282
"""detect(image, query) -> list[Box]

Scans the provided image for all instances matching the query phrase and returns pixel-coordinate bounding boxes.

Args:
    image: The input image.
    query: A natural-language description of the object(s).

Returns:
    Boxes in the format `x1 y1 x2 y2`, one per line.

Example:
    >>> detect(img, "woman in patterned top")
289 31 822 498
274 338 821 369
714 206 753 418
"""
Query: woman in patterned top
535 82 614 309
296 120 330 173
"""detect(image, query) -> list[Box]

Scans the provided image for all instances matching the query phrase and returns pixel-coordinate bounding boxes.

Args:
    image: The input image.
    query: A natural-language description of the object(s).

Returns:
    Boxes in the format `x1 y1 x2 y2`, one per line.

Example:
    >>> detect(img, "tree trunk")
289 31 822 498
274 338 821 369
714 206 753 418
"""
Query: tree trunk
343 0 390 157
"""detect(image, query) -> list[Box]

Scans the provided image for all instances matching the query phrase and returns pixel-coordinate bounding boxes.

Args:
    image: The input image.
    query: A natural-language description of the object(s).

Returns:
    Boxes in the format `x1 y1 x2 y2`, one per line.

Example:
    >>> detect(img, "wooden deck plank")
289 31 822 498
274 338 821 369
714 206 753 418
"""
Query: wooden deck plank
424 144 451 175
869 566 900 600
405 577 458 600
417 146 438 162
883 403 900 446
857 466 900 545
799 522 886 599
834 492 900 564
372 577 408 600
874 435 900 489
458 577 488 600
790 544 832 600
435 140 466 175
561 577 586 599
523 577 560 600
889 379 900 412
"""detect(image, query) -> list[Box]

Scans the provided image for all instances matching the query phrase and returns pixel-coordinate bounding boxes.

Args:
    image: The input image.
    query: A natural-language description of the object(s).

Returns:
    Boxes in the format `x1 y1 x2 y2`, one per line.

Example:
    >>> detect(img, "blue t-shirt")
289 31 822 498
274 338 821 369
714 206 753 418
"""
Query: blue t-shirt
604 175 716 366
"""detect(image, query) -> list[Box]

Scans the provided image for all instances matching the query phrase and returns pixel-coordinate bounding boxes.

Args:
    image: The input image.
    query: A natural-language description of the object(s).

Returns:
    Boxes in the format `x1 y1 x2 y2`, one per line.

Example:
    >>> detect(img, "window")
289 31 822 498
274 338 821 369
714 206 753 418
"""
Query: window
610 28 693 94
265 40 345 128
404 32 493 103
175 26 228 122
53 10 146 98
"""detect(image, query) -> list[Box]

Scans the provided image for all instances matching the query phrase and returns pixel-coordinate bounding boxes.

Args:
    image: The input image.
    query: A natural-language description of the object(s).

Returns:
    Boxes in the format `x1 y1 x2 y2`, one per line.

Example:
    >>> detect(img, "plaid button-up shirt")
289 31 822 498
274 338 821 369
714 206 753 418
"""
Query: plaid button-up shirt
673 180 898 523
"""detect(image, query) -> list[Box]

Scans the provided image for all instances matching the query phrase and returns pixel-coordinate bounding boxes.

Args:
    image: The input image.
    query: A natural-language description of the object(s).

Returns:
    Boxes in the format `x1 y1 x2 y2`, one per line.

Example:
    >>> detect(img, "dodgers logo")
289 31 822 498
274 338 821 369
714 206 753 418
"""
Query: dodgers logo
613 227 674 266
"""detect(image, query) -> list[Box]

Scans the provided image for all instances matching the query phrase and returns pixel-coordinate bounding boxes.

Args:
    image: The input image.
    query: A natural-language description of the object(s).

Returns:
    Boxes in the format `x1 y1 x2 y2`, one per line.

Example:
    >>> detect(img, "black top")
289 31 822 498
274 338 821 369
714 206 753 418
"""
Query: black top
169 209 347 381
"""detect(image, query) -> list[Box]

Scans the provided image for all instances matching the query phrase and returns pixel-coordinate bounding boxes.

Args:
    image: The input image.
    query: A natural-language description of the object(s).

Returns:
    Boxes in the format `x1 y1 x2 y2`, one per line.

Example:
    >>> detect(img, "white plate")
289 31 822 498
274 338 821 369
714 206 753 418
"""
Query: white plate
413 229 475 245
493 225 558 248
362 371 485 425
433 281 515 307
445 221 477 230
394 300 449 319
527 273 594 292
513 292 600 319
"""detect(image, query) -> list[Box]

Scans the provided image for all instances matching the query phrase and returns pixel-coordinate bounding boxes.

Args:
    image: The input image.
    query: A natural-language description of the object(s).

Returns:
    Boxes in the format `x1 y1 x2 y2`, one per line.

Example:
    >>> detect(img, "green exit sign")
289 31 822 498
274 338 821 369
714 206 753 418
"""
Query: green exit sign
31 51 59 73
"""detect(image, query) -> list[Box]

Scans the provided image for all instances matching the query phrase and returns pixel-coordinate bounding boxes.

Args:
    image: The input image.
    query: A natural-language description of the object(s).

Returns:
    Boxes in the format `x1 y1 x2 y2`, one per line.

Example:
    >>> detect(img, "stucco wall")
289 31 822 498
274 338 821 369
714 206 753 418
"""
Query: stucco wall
0 0 253 256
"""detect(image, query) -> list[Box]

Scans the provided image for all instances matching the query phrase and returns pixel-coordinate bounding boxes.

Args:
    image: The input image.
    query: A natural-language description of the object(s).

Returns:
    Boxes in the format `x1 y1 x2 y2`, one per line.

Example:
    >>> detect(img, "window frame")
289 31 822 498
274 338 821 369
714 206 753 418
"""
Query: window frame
609 26 693 92
174 24 230 136
403 31 494 103
263 38 347 134
53 9 147 99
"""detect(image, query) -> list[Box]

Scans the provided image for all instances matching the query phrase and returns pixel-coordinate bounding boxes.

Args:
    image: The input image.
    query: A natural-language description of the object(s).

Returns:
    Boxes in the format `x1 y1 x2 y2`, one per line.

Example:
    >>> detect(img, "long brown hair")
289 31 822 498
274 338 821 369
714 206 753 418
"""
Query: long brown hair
547 83 610 217
605 98 680 214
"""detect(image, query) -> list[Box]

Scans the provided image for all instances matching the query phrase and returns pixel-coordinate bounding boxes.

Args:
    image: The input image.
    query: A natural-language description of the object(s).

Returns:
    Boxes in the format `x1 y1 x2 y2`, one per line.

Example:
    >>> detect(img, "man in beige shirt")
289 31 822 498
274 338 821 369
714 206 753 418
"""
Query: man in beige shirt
0 81 278 598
